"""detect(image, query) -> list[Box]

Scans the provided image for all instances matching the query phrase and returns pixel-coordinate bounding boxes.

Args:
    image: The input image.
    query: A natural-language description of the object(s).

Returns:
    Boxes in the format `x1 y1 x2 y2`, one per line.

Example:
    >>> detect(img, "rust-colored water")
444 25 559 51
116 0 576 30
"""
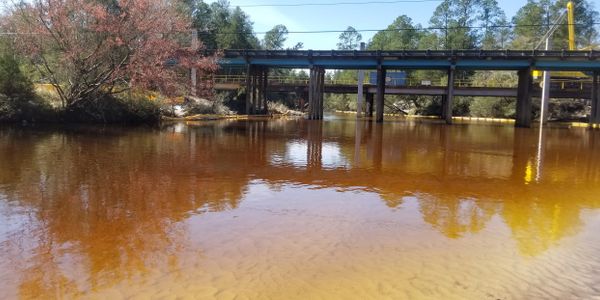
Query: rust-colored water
1 118 600 299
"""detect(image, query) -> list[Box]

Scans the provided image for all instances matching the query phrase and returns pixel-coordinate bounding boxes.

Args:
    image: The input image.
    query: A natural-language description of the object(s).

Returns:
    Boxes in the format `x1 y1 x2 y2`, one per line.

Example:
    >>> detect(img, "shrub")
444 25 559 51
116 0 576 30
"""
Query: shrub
470 97 516 118
0 47 54 122
63 94 162 123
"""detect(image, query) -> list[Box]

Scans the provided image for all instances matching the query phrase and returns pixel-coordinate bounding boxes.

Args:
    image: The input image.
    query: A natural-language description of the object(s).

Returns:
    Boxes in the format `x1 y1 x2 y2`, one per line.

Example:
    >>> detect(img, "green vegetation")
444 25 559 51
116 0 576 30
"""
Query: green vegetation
325 0 599 120
2 0 218 124
0 39 54 122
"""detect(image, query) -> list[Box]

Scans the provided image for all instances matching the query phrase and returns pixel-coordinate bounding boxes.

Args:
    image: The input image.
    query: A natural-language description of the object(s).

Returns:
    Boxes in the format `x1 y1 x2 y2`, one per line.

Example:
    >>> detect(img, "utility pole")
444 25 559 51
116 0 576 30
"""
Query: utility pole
356 42 366 118
540 38 552 125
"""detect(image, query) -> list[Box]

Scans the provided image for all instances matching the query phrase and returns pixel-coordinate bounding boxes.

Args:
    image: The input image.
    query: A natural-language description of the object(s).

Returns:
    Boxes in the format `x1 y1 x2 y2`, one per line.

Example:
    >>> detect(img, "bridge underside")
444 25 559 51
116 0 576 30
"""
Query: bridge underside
221 50 600 127
216 83 592 99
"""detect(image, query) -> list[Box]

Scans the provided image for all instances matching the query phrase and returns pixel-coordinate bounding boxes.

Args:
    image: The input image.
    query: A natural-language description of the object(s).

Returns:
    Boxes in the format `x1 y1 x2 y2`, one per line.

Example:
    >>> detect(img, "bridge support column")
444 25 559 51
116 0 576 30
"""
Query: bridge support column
256 67 263 114
516 68 533 128
440 95 447 119
376 66 386 123
245 66 269 115
251 68 258 114
366 93 374 117
245 64 252 115
444 68 455 125
261 67 269 114
308 67 325 120
590 72 599 126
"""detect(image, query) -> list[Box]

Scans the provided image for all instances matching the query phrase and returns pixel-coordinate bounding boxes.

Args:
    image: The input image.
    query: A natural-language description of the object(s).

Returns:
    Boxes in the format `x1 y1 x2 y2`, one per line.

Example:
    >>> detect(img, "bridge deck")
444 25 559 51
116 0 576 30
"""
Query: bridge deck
219 49 600 71
212 49 600 126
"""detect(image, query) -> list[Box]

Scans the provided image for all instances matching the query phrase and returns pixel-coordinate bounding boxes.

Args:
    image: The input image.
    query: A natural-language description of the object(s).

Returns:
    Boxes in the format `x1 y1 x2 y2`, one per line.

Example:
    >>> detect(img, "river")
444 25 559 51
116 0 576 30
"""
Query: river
1 117 600 299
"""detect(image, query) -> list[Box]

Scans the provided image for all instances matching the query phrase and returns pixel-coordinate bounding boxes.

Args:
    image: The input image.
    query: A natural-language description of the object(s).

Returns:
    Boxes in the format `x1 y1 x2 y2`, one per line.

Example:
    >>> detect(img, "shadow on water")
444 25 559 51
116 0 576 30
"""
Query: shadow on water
1 117 600 297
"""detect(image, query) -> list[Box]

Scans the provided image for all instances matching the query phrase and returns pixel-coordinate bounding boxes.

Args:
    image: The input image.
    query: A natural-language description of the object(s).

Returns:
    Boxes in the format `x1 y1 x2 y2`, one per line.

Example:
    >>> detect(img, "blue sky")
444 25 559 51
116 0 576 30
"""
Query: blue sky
222 0 526 49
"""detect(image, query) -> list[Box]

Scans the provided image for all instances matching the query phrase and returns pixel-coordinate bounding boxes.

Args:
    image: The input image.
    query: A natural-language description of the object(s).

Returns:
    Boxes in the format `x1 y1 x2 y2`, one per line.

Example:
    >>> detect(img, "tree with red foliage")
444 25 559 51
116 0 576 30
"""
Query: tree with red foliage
9 0 218 108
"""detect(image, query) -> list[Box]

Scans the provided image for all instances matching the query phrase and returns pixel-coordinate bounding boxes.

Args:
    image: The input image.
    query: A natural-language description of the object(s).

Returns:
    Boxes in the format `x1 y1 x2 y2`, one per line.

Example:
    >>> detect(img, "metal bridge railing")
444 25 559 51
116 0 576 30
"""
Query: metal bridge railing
212 75 591 89
221 49 600 60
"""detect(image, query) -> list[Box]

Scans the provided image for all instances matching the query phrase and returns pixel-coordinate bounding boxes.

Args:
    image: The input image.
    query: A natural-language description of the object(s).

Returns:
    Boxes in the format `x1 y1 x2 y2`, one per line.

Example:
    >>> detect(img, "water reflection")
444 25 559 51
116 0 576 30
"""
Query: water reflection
1 119 600 298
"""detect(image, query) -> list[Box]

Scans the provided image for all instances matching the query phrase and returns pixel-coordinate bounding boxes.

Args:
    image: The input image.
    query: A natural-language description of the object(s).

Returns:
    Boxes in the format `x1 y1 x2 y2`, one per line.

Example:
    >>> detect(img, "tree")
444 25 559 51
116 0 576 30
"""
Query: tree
10 0 219 108
337 26 362 50
511 0 555 49
479 0 509 49
368 16 421 50
291 42 304 50
181 0 259 50
429 0 509 49
429 0 454 49
217 7 258 49
511 0 599 49
263 25 288 50
552 0 599 49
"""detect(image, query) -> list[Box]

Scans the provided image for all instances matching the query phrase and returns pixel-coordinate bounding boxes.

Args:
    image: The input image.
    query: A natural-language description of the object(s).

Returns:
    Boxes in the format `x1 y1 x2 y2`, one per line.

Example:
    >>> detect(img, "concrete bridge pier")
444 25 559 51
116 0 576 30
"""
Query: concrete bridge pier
590 72 599 125
308 66 325 120
375 66 387 123
443 68 456 124
245 65 269 115
515 68 533 128
366 93 374 117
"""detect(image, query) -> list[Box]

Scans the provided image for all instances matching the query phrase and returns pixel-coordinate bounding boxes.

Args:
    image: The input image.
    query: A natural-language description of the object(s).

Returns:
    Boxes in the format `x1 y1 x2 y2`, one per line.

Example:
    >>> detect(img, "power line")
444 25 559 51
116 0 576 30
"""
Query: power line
238 0 443 8
2 22 599 36
196 22 600 36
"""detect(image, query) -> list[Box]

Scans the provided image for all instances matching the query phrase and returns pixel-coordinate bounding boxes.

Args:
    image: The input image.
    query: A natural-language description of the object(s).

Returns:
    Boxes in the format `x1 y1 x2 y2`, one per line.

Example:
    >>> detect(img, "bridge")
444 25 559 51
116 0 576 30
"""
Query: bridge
213 75 593 115
217 49 600 127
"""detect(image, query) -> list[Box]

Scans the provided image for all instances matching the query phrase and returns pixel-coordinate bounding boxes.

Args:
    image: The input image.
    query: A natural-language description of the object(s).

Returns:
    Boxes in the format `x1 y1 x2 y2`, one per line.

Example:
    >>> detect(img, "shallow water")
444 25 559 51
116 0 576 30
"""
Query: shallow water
1 118 600 299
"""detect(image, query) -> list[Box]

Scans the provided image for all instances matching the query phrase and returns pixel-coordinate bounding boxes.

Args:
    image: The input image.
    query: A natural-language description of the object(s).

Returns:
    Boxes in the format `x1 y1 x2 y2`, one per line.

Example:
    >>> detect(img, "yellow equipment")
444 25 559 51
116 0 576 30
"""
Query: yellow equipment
533 1 587 81
567 1 575 51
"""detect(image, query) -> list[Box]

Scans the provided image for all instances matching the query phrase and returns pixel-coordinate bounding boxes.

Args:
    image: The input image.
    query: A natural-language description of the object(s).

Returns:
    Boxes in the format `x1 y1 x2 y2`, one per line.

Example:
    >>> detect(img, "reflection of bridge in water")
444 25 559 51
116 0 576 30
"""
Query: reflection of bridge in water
2 120 600 298
217 49 600 127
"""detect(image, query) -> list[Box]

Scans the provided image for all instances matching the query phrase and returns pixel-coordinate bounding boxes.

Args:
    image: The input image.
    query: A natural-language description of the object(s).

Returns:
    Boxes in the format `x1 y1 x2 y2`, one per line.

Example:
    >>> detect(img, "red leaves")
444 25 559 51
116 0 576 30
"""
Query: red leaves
10 0 219 106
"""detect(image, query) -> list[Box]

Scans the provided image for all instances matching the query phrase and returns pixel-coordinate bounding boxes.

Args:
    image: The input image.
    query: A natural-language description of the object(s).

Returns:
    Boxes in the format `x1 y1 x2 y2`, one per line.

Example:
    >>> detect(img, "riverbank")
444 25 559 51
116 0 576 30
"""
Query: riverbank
333 109 599 128
162 113 299 121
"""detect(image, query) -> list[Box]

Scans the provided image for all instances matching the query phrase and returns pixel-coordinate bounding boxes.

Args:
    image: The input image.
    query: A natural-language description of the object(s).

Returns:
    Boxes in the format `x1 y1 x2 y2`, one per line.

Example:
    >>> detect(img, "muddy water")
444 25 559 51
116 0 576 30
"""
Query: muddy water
1 118 600 299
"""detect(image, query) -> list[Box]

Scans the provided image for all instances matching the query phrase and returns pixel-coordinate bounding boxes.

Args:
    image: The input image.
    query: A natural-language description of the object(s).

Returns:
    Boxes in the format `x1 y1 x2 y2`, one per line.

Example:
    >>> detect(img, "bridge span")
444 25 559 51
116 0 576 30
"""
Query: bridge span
218 49 600 127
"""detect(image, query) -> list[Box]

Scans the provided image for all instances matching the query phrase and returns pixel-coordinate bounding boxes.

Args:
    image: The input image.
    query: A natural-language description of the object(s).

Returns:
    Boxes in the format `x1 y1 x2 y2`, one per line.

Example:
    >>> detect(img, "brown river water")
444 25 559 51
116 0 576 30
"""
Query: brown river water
1 116 600 299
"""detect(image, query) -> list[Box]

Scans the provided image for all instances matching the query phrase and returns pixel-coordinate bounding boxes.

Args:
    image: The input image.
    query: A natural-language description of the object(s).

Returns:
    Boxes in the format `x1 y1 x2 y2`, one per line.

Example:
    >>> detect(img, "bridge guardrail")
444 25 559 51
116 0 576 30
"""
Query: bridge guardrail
213 75 593 89
220 49 600 59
